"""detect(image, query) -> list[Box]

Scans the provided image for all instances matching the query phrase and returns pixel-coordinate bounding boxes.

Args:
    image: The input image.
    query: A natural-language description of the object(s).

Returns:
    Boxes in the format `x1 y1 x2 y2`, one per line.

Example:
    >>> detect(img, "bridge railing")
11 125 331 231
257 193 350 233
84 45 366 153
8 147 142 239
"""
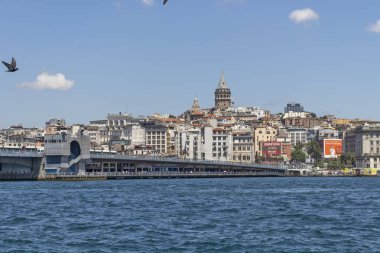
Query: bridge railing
89 152 288 170
0 149 44 158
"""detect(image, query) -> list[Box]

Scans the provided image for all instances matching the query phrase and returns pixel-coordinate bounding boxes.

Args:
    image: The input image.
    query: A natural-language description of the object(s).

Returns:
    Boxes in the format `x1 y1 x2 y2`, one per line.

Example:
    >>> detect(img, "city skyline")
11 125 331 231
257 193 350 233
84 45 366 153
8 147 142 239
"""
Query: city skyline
1 0 380 128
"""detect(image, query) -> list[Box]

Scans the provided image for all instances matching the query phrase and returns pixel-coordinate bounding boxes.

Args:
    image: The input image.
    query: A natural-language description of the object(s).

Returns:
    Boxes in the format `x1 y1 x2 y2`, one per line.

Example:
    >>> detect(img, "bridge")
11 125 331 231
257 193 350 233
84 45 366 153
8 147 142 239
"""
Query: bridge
0 149 44 180
0 132 289 180
0 149 288 180
86 152 287 177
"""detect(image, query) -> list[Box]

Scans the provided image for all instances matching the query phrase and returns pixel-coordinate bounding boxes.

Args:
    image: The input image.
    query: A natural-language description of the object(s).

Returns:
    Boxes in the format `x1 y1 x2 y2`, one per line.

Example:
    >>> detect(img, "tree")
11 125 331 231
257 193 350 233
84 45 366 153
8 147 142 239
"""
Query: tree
339 152 356 168
309 112 317 118
327 159 342 170
306 140 322 163
291 143 306 163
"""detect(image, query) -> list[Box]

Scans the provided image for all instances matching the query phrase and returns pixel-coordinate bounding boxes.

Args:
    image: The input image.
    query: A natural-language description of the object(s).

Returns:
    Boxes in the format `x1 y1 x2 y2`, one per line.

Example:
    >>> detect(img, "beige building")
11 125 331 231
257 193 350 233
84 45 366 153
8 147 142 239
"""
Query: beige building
345 124 380 168
253 126 278 156
232 131 254 162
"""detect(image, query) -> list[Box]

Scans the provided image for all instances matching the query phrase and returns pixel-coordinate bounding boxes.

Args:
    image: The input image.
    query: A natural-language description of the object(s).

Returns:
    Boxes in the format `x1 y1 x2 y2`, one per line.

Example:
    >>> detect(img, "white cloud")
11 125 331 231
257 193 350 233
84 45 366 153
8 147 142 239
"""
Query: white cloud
20 72 74 91
368 20 380 33
289 8 319 24
141 0 154 6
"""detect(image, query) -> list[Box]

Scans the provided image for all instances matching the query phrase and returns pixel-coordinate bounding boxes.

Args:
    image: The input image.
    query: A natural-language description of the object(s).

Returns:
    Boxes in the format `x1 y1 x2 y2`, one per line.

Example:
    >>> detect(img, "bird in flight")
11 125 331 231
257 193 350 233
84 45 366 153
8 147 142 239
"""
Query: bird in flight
163 0 168 5
2 57 18 72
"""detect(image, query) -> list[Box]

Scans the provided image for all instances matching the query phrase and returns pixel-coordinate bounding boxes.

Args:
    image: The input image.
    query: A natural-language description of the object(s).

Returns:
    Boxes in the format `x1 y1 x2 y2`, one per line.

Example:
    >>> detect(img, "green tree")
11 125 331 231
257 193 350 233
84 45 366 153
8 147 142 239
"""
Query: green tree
327 159 343 170
306 140 322 163
339 152 356 168
291 143 306 163
309 112 317 118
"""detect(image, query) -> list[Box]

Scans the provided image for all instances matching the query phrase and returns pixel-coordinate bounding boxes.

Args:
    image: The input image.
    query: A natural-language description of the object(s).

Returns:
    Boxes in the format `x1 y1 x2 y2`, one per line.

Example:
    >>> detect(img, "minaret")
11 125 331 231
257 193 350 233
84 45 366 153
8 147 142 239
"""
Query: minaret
214 71 232 110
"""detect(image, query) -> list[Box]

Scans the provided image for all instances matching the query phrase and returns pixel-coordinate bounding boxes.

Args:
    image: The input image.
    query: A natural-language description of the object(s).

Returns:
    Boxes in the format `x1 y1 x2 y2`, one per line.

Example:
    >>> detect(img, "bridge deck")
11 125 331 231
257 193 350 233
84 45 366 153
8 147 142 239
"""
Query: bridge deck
89 153 288 171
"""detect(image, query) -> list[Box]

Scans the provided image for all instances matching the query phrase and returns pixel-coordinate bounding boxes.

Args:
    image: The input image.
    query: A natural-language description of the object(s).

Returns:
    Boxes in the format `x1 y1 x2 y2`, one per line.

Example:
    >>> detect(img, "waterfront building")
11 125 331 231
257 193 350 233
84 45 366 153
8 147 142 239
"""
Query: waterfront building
214 71 232 111
175 124 235 162
142 122 167 155
200 126 213 160
174 125 216 160
232 131 254 162
344 124 380 168
212 127 233 161
175 126 201 160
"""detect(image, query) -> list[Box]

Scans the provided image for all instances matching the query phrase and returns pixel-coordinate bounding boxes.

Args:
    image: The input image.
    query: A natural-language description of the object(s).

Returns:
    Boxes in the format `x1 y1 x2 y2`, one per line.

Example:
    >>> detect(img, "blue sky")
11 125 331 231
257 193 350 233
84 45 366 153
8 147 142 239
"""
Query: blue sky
1 0 380 128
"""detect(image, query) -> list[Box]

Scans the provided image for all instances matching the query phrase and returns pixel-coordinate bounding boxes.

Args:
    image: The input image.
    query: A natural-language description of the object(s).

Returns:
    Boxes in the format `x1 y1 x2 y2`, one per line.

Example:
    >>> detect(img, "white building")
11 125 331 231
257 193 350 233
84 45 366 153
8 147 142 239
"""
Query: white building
226 106 266 119
288 128 308 146
212 127 233 161
345 124 380 168
124 124 146 146
175 126 201 160
283 111 310 119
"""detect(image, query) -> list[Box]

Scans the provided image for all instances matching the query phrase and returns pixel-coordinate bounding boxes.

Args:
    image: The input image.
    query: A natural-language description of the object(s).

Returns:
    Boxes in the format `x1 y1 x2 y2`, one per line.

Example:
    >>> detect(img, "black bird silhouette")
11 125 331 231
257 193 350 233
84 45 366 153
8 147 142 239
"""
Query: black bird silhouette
2 57 18 72
163 0 168 5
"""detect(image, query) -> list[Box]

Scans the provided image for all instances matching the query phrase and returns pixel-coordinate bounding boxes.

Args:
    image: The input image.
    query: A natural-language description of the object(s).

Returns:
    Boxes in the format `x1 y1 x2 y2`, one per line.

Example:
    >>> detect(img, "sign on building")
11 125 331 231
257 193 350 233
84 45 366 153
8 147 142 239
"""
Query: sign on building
262 141 282 157
323 139 342 158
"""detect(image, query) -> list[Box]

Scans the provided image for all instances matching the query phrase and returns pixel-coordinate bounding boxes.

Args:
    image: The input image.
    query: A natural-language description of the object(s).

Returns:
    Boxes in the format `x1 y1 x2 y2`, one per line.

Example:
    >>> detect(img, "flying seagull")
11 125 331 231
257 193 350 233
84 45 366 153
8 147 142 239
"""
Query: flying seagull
2 57 18 72
163 0 168 5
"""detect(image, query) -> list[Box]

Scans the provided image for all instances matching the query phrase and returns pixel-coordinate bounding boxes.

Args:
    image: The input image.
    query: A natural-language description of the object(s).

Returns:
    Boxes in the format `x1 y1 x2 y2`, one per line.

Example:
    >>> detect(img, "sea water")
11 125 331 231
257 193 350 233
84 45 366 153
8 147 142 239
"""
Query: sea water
1 177 379 252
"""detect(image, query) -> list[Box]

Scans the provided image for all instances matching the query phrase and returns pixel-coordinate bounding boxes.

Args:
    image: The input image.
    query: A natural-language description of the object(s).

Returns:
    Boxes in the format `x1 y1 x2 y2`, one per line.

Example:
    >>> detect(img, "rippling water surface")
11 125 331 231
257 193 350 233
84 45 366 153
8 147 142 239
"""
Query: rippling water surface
1 177 380 252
